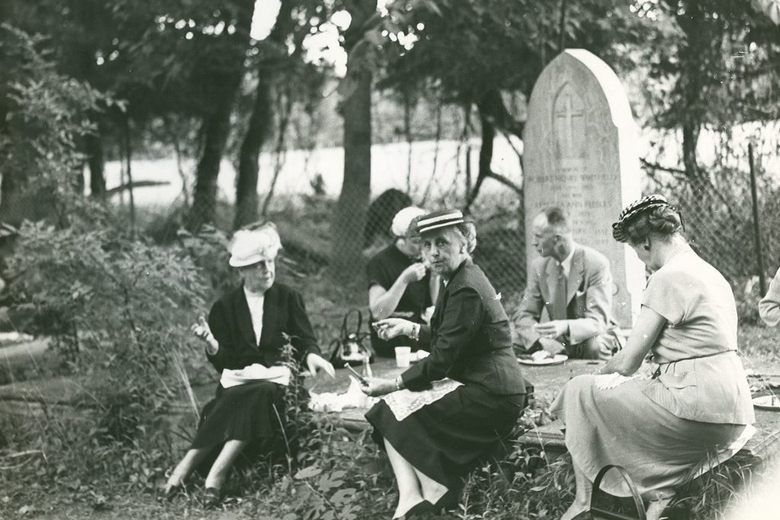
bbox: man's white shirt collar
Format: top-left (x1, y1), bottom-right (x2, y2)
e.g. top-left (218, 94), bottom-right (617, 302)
top-left (559, 248), bottom-right (575, 279)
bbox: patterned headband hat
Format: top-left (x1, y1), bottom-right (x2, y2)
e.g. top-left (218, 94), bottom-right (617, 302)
top-left (611, 194), bottom-right (682, 242)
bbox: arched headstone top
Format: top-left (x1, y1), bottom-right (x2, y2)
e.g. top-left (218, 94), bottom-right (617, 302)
top-left (529, 49), bottom-right (637, 136)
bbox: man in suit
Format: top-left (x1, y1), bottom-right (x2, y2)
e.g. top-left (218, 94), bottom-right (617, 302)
top-left (513, 207), bottom-right (620, 360)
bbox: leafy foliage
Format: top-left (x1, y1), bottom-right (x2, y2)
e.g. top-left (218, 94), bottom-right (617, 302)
top-left (0, 24), bottom-right (106, 225)
top-left (2, 217), bottom-right (209, 493)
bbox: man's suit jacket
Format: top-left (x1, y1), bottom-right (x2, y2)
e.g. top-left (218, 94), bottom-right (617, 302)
top-left (401, 259), bottom-right (528, 396)
top-left (514, 244), bottom-right (614, 347)
top-left (206, 283), bottom-right (320, 372)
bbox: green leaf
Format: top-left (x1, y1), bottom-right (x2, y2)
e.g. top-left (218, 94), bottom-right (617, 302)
top-left (294, 464), bottom-right (323, 479)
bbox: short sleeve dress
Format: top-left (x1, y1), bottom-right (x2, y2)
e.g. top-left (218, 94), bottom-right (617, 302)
top-left (551, 250), bottom-right (755, 500)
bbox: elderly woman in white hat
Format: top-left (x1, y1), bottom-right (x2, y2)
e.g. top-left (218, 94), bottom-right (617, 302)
top-left (367, 206), bottom-right (438, 358)
top-left (162, 223), bottom-right (334, 506)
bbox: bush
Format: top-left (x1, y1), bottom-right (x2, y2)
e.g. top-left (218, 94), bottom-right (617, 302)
top-left (5, 219), bottom-right (209, 484)
top-left (0, 23), bottom-right (107, 226)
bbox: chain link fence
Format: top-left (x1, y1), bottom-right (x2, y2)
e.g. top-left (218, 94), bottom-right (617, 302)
top-left (1, 134), bottom-right (776, 324)
top-left (645, 146), bottom-right (780, 321)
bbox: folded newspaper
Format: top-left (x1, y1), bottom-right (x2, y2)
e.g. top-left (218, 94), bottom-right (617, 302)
top-left (220, 363), bottom-right (292, 389)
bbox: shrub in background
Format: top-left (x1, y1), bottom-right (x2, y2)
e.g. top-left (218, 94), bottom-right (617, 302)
top-left (6, 219), bottom-right (209, 486)
top-left (0, 23), bottom-right (109, 227)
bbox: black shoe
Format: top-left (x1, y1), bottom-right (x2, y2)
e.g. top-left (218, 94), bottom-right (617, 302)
top-left (202, 487), bottom-right (221, 508)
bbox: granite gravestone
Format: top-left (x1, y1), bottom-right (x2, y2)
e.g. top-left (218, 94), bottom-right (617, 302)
top-left (523, 49), bottom-right (644, 327)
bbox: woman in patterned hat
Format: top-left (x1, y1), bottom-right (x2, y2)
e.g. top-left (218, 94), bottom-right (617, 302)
top-left (552, 195), bottom-right (755, 520)
top-left (361, 209), bottom-right (528, 519)
top-left (161, 223), bottom-right (334, 506)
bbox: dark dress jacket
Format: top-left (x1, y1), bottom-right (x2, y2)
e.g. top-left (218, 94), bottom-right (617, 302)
top-left (206, 283), bottom-right (320, 373)
top-left (400, 259), bottom-right (527, 396)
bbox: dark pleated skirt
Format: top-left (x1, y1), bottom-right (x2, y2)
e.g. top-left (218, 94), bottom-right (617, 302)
top-left (191, 380), bottom-right (284, 451)
top-left (365, 384), bottom-right (525, 490)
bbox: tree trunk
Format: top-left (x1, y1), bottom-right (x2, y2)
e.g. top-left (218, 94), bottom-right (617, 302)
top-left (681, 122), bottom-right (701, 181)
top-left (465, 104), bottom-right (496, 210)
top-left (332, 61), bottom-right (372, 282)
top-left (477, 89), bottom-right (524, 138)
top-left (233, 0), bottom-right (294, 229)
top-left (187, 0), bottom-right (254, 231)
top-left (86, 128), bottom-right (105, 198)
top-left (234, 76), bottom-right (272, 229)
top-left (330, 0), bottom-right (377, 283)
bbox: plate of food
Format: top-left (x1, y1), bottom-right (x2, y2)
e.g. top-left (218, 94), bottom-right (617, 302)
top-left (752, 394), bottom-right (780, 411)
top-left (517, 351), bottom-right (568, 366)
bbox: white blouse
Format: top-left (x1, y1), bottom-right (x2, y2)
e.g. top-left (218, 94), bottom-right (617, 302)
top-left (243, 287), bottom-right (265, 345)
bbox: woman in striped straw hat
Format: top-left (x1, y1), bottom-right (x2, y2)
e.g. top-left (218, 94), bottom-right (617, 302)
top-left (361, 209), bottom-right (529, 519)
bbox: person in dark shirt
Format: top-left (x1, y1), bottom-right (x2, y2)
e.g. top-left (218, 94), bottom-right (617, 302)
top-left (366, 206), bottom-right (438, 357)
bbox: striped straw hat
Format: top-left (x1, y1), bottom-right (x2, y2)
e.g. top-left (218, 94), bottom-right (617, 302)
top-left (416, 209), bottom-right (466, 234)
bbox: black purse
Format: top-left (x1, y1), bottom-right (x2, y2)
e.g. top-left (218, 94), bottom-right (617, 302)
top-left (577, 465), bottom-right (646, 520)
top-left (328, 309), bottom-right (375, 368)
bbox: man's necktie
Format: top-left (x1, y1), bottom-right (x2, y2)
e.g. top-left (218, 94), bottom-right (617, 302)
top-left (551, 262), bottom-right (567, 320)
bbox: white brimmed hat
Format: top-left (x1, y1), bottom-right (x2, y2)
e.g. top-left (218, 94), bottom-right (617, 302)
top-left (228, 224), bottom-right (282, 267)
top-left (391, 206), bottom-right (426, 237)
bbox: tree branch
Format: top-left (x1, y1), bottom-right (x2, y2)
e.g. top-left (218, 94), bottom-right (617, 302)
top-left (485, 171), bottom-right (523, 195)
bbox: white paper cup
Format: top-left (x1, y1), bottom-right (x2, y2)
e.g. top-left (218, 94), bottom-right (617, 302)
top-left (394, 346), bottom-right (412, 368)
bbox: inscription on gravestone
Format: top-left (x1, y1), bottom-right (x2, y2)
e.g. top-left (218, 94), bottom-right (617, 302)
top-left (523, 49), bottom-right (644, 327)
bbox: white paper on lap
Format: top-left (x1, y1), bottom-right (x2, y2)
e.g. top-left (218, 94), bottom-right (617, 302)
top-left (220, 363), bottom-right (292, 388)
top-left (382, 378), bottom-right (463, 421)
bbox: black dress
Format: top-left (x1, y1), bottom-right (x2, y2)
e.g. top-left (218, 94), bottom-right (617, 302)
top-left (365, 259), bottom-right (528, 491)
top-left (366, 244), bottom-right (432, 357)
top-left (190, 283), bottom-right (319, 455)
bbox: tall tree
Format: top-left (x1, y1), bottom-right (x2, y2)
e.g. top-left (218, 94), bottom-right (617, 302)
top-left (233, 0), bottom-right (322, 229)
top-left (380, 0), bottom-right (649, 207)
top-left (6, 0), bottom-right (119, 198)
top-left (187, 0), bottom-right (255, 230)
top-left (330, 0), bottom-right (379, 281)
top-left (638, 0), bottom-right (780, 182)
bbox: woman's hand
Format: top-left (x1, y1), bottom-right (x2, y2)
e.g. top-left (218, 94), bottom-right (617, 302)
top-left (373, 318), bottom-right (415, 341)
top-left (360, 377), bottom-right (398, 397)
top-left (306, 353), bottom-right (336, 378)
top-left (191, 316), bottom-right (219, 355)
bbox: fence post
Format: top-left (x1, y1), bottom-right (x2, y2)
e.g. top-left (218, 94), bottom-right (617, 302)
top-left (748, 142), bottom-right (766, 296)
